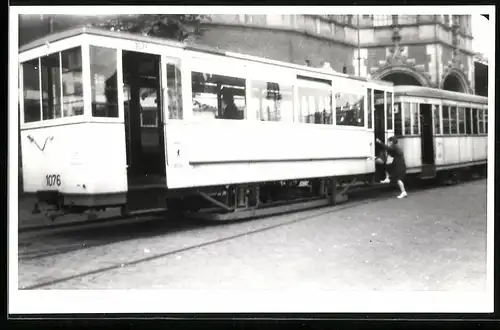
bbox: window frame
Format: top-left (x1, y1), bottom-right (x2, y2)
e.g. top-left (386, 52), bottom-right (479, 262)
top-left (410, 102), bottom-right (420, 135)
top-left (334, 87), bottom-right (366, 129)
top-left (442, 105), bottom-right (451, 135)
top-left (251, 80), bottom-right (295, 123)
top-left (394, 102), bottom-right (403, 136)
top-left (402, 102), bottom-right (412, 136)
top-left (457, 106), bottom-right (466, 135)
top-left (163, 55), bottom-right (184, 121)
top-left (20, 46), bottom-right (87, 128)
top-left (433, 104), bottom-right (442, 135)
top-left (472, 108), bottom-right (479, 135)
top-left (190, 70), bottom-right (248, 121)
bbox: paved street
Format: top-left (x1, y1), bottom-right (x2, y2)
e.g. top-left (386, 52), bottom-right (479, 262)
top-left (18, 180), bottom-right (487, 291)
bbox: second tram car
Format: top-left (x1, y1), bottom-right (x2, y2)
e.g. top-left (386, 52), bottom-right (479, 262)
top-left (392, 86), bottom-right (488, 179)
top-left (18, 27), bottom-right (488, 221)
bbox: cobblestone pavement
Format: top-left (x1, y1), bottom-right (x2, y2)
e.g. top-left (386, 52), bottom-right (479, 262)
top-left (18, 180), bottom-right (487, 291)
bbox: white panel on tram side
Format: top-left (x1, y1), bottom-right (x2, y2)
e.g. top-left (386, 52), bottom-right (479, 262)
top-left (443, 137), bottom-right (461, 165)
top-left (187, 51), bottom-right (249, 78)
top-left (473, 136), bottom-right (488, 162)
top-left (176, 121), bottom-right (371, 164)
top-left (20, 124), bottom-right (90, 194)
top-left (163, 121), bottom-right (372, 189)
top-left (398, 137), bottom-right (422, 169)
top-left (464, 136), bottom-right (474, 163)
top-left (19, 34), bottom-right (86, 64)
top-left (434, 137), bottom-right (445, 166)
top-left (83, 122), bottom-right (128, 194)
top-left (20, 122), bottom-right (128, 195)
top-left (165, 158), bottom-right (370, 189)
top-left (458, 136), bottom-right (468, 163)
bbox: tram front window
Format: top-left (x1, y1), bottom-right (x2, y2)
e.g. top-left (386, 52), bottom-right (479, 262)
top-left (90, 46), bottom-right (119, 118)
top-left (41, 53), bottom-right (62, 120)
top-left (22, 59), bottom-right (41, 123)
top-left (191, 72), bottom-right (246, 120)
top-left (61, 47), bottom-right (84, 117)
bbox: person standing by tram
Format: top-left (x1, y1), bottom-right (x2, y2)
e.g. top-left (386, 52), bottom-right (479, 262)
top-left (376, 136), bottom-right (408, 199)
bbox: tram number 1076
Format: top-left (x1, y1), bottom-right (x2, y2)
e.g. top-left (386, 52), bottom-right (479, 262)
top-left (45, 174), bottom-right (61, 187)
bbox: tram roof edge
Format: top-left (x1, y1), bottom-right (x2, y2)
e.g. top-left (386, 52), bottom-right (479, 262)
top-left (18, 26), bottom-right (187, 54)
top-left (394, 85), bottom-right (488, 104)
top-left (17, 26), bottom-right (394, 87)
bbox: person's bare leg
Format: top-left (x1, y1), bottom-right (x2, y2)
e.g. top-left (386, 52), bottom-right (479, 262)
top-left (397, 180), bottom-right (407, 198)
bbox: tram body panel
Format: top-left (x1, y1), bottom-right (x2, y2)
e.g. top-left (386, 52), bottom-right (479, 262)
top-left (434, 137), bottom-right (445, 166)
top-left (166, 159), bottom-right (370, 189)
top-left (164, 121), bottom-right (372, 189)
top-left (442, 137), bottom-right (460, 165)
top-left (397, 136), bottom-right (422, 170)
top-left (20, 122), bottom-right (128, 195)
top-left (472, 136), bottom-right (488, 162)
top-left (458, 136), bottom-right (471, 163)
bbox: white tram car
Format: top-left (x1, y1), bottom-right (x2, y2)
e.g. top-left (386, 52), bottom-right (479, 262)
top-left (18, 27), bottom-right (487, 220)
top-left (391, 86), bottom-right (488, 178)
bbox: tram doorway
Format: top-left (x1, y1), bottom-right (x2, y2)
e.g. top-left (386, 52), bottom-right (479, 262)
top-left (419, 104), bottom-right (436, 178)
top-left (122, 51), bottom-right (166, 187)
top-left (373, 90), bottom-right (386, 180)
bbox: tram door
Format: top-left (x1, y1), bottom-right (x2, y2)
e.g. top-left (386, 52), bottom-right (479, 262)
top-left (419, 104), bottom-right (436, 178)
top-left (122, 51), bottom-right (166, 187)
top-left (373, 90), bottom-right (386, 180)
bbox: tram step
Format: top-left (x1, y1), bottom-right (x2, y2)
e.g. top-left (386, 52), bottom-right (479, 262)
top-left (126, 188), bottom-right (167, 212)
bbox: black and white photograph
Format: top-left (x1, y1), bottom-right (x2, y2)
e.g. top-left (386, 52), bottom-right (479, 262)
top-left (8, 5), bottom-right (495, 314)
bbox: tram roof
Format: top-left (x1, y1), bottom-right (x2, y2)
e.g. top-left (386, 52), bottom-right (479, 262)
top-left (18, 26), bottom-right (392, 87)
top-left (394, 85), bottom-right (488, 105)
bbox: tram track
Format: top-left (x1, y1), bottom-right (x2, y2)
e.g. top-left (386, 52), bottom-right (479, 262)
top-left (17, 180), bottom-right (399, 262)
top-left (19, 177), bottom-right (484, 290)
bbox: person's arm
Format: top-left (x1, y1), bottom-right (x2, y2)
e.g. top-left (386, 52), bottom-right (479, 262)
top-left (375, 138), bottom-right (397, 153)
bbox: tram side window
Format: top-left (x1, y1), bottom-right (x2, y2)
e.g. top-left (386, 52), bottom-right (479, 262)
top-left (252, 81), bottom-right (294, 122)
top-left (367, 89), bottom-right (372, 129)
top-left (90, 46), bottom-right (119, 118)
top-left (166, 59), bottom-right (183, 120)
top-left (402, 102), bottom-right (411, 135)
top-left (394, 103), bottom-right (402, 136)
top-left (41, 53), bottom-right (62, 120)
top-left (465, 108), bottom-right (472, 134)
top-left (386, 92), bottom-right (393, 130)
top-left (411, 103), bottom-right (419, 135)
top-left (449, 106), bottom-right (457, 134)
top-left (433, 105), bottom-right (441, 135)
top-left (298, 87), bottom-right (332, 124)
top-left (457, 107), bottom-right (465, 134)
top-left (22, 59), bottom-right (41, 123)
top-left (335, 91), bottom-right (364, 127)
top-left (61, 47), bottom-right (84, 117)
top-left (192, 71), bottom-right (246, 120)
top-left (478, 109), bottom-right (485, 134)
top-left (442, 106), bottom-right (450, 134)
top-left (472, 108), bottom-right (478, 135)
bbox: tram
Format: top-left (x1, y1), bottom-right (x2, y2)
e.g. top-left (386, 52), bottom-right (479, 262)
top-left (18, 26), bottom-right (488, 221)
top-left (392, 86), bottom-right (488, 179)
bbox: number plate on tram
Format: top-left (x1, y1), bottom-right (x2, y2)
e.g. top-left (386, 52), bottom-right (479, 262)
top-left (45, 174), bottom-right (61, 187)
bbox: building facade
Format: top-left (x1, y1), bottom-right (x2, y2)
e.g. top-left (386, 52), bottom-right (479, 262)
top-left (195, 14), bottom-right (476, 94)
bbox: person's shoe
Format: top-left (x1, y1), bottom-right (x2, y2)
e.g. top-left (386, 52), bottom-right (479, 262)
top-left (397, 191), bottom-right (408, 199)
top-left (380, 178), bottom-right (390, 184)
